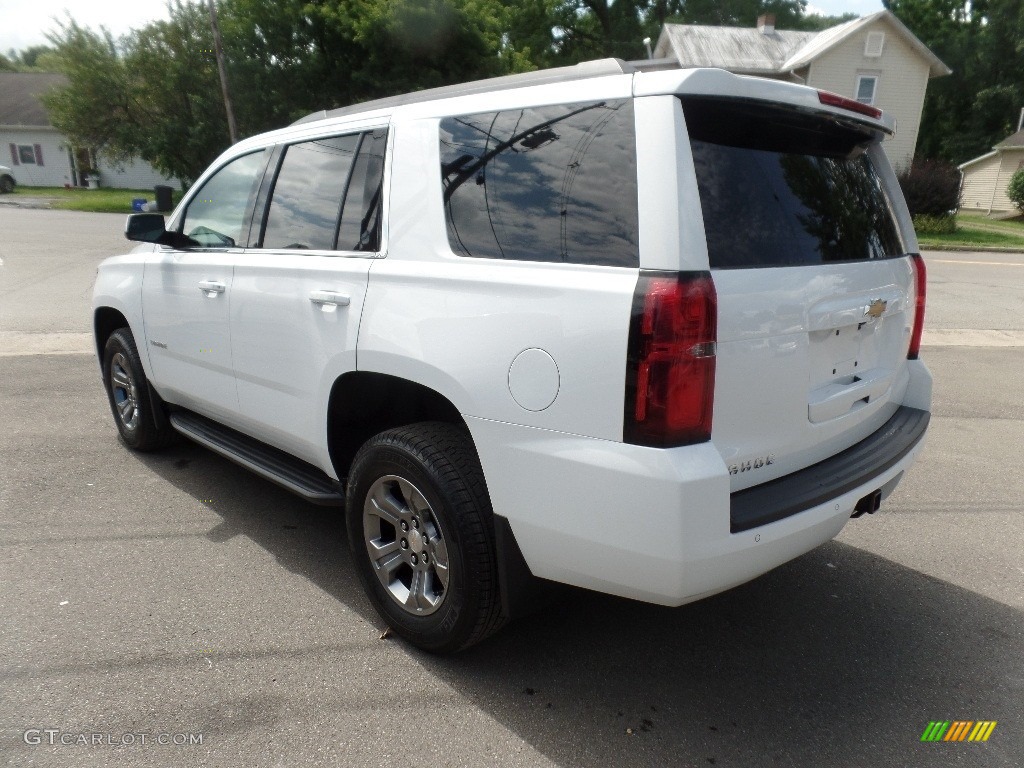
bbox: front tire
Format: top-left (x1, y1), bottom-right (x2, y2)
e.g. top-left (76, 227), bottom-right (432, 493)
top-left (101, 328), bottom-right (173, 451)
top-left (0, 175), bottom-right (14, 194)
top-left (346, 422), bottom-right (506, 653)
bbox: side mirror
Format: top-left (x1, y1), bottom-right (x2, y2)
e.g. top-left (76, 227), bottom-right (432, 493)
top-left (125, 213), bottom-right (196, 248)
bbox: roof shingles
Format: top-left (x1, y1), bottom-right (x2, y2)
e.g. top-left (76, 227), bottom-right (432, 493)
top-left (0, 73), bottom-right (68, 127)
top-left (994, 129), bottom-right (1024, 149)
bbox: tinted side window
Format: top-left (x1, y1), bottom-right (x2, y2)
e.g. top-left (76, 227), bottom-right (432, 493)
top-left (263, 135), bottom-right (360, 250)
top-left (439, 100), bottom-right (639, 267)
top-left (682, 96), bottom-right (905, 268)
top-left (337, 129), bottom-right (387, 252)
top-left (182, 151), bottom-right (265, 247)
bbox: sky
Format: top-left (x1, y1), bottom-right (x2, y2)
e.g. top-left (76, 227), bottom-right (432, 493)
top-left (0, 0), bottom-right (886, 55)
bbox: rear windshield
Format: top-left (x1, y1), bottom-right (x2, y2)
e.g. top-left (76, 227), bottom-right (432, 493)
top-left (681, 96), bottom-right (905, 268)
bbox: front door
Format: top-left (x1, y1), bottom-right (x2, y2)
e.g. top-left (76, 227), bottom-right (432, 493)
top-left (142, 150), bottom-right (268, 422)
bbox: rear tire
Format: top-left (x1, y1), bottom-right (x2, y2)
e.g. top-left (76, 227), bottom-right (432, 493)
top-left (0, 175), bottom-right (14, 194)
top-left (346, 422), bottom-right (506, 653)
top-left (101, 328), bottom-right (173, 451)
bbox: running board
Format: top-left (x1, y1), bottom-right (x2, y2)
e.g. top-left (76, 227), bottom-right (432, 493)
top-left (168, 411), bottom-right (343, 505)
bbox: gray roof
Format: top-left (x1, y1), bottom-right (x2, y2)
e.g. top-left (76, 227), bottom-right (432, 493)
top-left (995, 129), bottom-right (1024, 149)
top-left (654, 10), bottom-right (951, 79)
top-left (654, 25), bottom-right (815, 74)
top-left (0, 72), bottom-right (67, 127)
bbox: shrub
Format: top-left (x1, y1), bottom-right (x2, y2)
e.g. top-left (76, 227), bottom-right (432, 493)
top-left (898, 158), bottom-right (961, 216)
top-left (912, 214), bottom-right (957, 235)
top-left (1008, 168), bottom-right (1024, 213)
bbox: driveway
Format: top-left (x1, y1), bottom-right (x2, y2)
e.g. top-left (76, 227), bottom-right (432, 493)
top-left (2, 209), bottom-right (1022, 767)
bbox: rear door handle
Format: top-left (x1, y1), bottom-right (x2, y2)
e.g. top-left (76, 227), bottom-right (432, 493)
top-left (309, 290), bottom-right (351, 308)
top-left (198, 280), bottom-right (226, 297)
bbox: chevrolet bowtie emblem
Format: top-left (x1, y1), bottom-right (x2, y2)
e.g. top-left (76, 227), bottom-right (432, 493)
top-left (865, 299), bottom-right (887, 319)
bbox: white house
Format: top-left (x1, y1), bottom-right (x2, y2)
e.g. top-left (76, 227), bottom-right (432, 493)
top-left (958, 127), bottom-right (1024, 214)
top-left (653, 10), bottom-right (951, 170)
top-left (0, 72), bottom-right (178, 190)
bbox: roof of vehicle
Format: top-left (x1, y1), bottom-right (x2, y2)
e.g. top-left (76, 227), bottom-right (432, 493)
top-left (293, 59), bottom-right (656, 126)
top-left (225, 59), bottom-right (892, 163)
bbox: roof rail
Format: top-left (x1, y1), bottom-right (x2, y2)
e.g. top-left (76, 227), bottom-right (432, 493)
top-left (626, 57), bottom-right (682, 72)
top-left (292, 58), bottom-right (635, 126)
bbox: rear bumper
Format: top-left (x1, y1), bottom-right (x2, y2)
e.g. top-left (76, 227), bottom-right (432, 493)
top-left (731, 406), bottom-right (929, 532)
top-left (468, 404), bottom-right (929, 607)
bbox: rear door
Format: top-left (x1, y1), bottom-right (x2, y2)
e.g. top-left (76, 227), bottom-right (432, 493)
top-left (228, 128), bottom-right (387, 469)
top-left (680, 96), bottom-right (917, 490)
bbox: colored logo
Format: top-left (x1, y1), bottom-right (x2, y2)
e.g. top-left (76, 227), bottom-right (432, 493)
top-left (921, 721), bottom-right (997, 742)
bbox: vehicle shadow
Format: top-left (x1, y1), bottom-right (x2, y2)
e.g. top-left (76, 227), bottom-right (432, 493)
top-left (138, 441), bottom-right (1024, 768)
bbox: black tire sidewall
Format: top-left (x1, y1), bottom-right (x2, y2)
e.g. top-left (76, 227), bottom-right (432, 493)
top-left (347, 438), bottom-right (480, 652)
top-left (102, 329), bottom-right (163, 451)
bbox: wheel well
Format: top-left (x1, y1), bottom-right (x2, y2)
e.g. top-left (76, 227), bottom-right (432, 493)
top-left (94, 307), bottom-right (129, 359)
top-left (327, 372), bottom-right (466, 481)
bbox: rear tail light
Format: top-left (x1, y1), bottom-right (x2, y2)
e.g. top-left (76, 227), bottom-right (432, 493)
top-left (624, 271), bottom-right (717, 447)
top-left (908, 253), bottom-right (927, 359)
top-left (817, 90), bottom-right (883, 120)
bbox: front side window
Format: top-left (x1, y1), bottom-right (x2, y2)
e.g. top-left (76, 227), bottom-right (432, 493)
top-left (439, 99), bottom-right (639, 267)
top-left (181, 151), bottom-right (265, 247)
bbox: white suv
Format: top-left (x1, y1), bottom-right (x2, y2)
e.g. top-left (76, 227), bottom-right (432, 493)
top-left (93, 59), bottom-right (931, 652)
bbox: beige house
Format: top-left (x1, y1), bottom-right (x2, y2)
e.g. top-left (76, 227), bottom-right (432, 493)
top-left (958, 128), bottom-right (1024, 214)
top-left (653, 10), bottom-right (951, 170)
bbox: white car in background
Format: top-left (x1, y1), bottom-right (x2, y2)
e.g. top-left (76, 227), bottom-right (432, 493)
top-left (0, 165), bottom-right (15, 193)
top-left (92, 59), bottom-right (931, 653)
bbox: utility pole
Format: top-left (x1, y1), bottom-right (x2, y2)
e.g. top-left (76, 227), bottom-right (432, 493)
top-left (208, 0), bottom-right (238, 144)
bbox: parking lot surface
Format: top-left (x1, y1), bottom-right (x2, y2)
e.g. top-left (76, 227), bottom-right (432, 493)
top-left (1, 209), bottom-right (1022, 767)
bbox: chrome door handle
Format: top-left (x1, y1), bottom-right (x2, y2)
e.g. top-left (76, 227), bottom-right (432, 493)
top-left (309, 290), bottom-right (351, 308)
top-left (198, 280), bottom-right (226, 297)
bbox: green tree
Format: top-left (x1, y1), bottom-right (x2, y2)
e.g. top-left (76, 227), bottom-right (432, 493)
top-left (42, 0), bottom-right (529, 185)
top-left (1008, 168), bottom-right (1024, 213)
top-left (14, 45), bottom-right (55, 69)
top-left (502, 0), bottom-right (808, 65)
top-left (664, 0), bottom-right (805, 27)
top-left (794, 12), bottom-right (857, 30)
top-left (43, 6), bottom-right (225, 185)
top-left (222, 0), bottom-right (530, 129)
top-left (885, 0), bottom-right (1024, 163)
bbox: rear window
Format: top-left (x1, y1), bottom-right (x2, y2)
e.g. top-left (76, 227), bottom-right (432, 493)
top-left (681, 96), bottom-right (905, 268)
top-left (439, 99), bottom-right (639, 268)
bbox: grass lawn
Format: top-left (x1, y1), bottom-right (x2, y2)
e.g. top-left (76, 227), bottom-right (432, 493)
top-left (917, 212), bottom-right (1024, 250)
top-left (9, 185), bottom-right (181, 214)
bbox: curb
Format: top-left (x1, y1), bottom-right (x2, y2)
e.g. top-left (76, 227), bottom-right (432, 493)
top-left (0, 197), bottom-right (56, 210)
top-left (921, 244), bottom-right (1024, 254)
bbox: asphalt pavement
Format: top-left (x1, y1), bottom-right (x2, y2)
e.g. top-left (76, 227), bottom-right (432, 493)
top-left (1, 208), bottom-right (1022, 767)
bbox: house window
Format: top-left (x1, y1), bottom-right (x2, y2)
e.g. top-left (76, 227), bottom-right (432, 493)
top-left (8, 143), bottom-right (43, 166)
top-left (856, 75), bottom-right (878, 105)
top-left (865, 31), bottom-right (885, 57)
